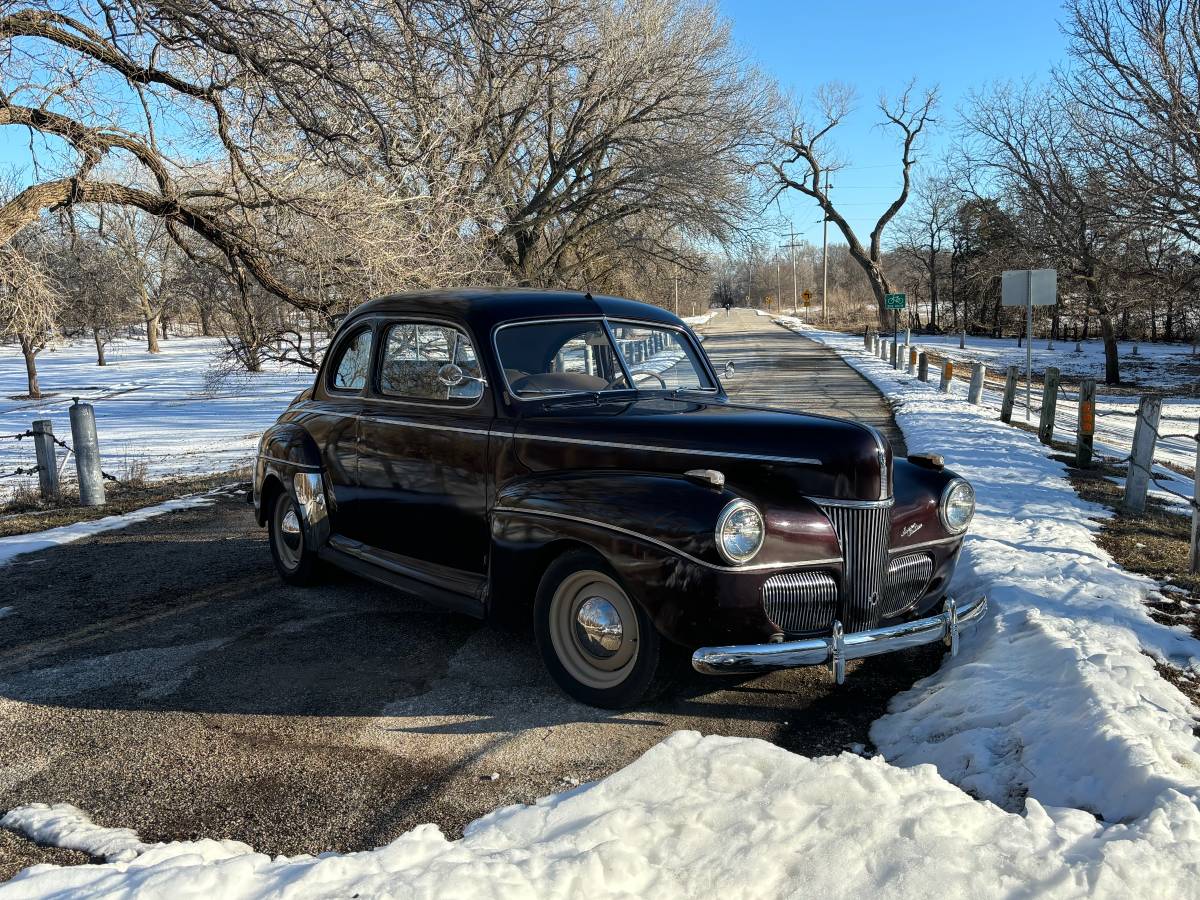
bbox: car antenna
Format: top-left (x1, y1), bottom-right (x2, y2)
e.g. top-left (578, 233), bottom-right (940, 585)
top-left (583, 291), bottom-right (593, 302)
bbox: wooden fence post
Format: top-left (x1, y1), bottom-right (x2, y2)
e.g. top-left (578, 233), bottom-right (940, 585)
top-left (918, 352), bottom-right (929, 382)
top-left (864, 330), bottom-right (872, 350)
top-left (1189, 418), bottom-right (1199, 574)
top-left (908, 347), bottom-right (917, 375)
top-left (1000, 365), bottom-right (1019, 423)
top-left (31, 419), bottom-right (60, 501)
top-left (1122, 394), bottom-right (1161, 515)
top-left (939, 360), bottom-right (954, 393)
top-left (968, 363), bottom-right (985, 404)
top-left (959, 330), bottom-right (966, 350)
top-left (1076, 379), bottom-right (1096, 469)
top-left (1038, 367), bottom-right (1060, 445)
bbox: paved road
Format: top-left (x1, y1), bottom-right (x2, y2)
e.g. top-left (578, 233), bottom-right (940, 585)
top-left (0, 311), bottom-right (929, 878)
top-left (702, 309), bottom-right (906, 453)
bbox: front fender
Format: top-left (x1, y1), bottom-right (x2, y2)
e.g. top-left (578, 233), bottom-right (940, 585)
top-left (494, 470), bottom-right (840, 569)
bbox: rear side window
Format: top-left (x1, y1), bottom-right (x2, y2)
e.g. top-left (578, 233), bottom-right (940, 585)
top-left (329, 327), bottom-right (373, 392)
top-left (379, 322), bottom-right (483, 402)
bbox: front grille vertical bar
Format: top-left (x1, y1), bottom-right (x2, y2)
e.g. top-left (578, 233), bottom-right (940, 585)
top-left (821, 501), bottom-right (892, 633)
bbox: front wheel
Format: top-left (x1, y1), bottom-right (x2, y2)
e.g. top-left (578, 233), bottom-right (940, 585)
top-left (268, 489), bottom-right (320, 585)
top-left (534, 550), bottom-right (662, 708)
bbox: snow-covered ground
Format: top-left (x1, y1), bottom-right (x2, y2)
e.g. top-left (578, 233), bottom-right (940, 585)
top-left (808, 324), bottom-right (1199, 508)
top-left (3, 316), bottom-right (1200, 897)
top-left (896, 331), bottom-right (1200, 394)
top-left (0, 338), bottom-right (314, 501)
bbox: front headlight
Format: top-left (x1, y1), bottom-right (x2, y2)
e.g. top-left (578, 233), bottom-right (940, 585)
top-left (716, 499), bottom-right (764, 565)
top-left (940, 479), bottom-right (975, 534)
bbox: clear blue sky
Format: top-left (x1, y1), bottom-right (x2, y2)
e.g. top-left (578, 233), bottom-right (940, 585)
top-left (722, 0), bottom-right (1069, 248)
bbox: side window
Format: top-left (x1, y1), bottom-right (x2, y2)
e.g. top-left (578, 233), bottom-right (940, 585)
top-left (329, 327), bottom-right (373, 392)
top-left (379, 323), bottom-right (483, 402)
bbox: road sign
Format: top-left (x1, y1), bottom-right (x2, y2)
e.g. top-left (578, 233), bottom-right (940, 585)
top-left (802, 289), bottom-right (812, 305)
top-left (1000, 269), bottom-right (1057, 424)
top-left (885, 293), bottom-right (907, 310)
top-left (1002, 269), bottom-right (1057, 306)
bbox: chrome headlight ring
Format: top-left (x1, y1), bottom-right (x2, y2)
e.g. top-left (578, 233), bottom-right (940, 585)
top-left (715, 498), bottom-right (765, 565)
top-left (939, 478), bottom-right (975, 535)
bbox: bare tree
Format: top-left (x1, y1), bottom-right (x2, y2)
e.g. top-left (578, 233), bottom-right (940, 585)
top-left (768, 80), bottom-right (938, 327)
top-left (894, 174), bottom-right (959, 330)
top-left (1063, 0), bottom-right (1200, 243)
top-left (0, 240), bottom-right (58, 397)
top-left (962, 83), bottom-right (1130, 383)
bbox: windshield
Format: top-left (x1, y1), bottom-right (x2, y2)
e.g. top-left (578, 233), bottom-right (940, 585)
top-left (494, 319), bottom-right (715, 397)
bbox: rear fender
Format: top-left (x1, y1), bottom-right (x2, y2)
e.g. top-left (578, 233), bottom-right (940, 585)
top-left (254, 423), bottom-right (330, 548)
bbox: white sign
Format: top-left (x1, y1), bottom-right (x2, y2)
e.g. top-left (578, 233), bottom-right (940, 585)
top-left (1001, 269), bottom-right (1057, 307)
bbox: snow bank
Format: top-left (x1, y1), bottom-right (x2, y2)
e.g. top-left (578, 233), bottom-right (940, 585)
top-left (776, 317), bottom-right (1200, 822)
top-left (0, 493), bottom-right (218, 569)
top-left (5, 732), bottom-right (1199, 899)
top-left (1, 804), bottom-right (156, 864)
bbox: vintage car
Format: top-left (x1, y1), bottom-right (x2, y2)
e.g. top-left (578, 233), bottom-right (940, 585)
top-left (252, 290), bottom-right (984, 708)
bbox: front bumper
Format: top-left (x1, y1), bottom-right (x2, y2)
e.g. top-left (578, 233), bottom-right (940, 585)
top-left (691, 595), bottom-right (986, 684)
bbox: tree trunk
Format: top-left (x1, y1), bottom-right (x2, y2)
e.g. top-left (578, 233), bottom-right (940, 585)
top-left (145, 313), bottom-right (161, 353)
top-left (928, 250), bottom-right (939, 328)
top-left (198, 304), bottom-right (212, 336)
top-left (19, 335), bottom-right (40, 399)
top-left (93, 328), bottom-right (106, 366)
top-left (161, 317), bottom-right (169, 341)
top-left (1099, 315), bottom-right (1120, 384)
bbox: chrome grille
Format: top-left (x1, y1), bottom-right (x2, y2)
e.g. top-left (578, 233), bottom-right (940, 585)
top-left (820, 502), bottom-right (892, 632)
top-left (881, 552), bottom-right (934, 617)
top-left (761, 570), bottom-right (838, 634)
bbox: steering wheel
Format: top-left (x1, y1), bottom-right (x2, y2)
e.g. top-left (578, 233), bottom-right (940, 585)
top-left (628, 369), bottom-right (667, 389)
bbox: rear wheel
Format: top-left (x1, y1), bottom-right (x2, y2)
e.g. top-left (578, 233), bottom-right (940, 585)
top-left (534, 550), bottom-right (662, 708)
top-left (268, 489), bottom-right (319, 585)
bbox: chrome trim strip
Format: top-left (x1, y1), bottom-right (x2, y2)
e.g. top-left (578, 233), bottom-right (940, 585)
top-left (491, 505), bottom-right (842, 573)
top-left (891, 534), bottom-right (962, 552)
top-left (501, 431), bottom-right (822, 466)
top-left (257, 454), bottom-right (320, 470)
top-left (809, 496), bottom-right (895, 509)
top-left (359, 416), bottom-right (492, 437)
top-left (342, 416), bottom-right (825, 466)
top-left (691, 594), bottom-right (987, 675)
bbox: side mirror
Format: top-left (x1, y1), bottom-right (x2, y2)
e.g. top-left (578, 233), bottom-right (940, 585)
top-left (437, 363), bottom-right (465, 387)
top-left (723, 361), bottom-right (736, 379)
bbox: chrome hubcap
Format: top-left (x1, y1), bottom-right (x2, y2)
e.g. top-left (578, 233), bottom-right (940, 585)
top-left (574, 596), bottom-right (624, 658)
top-left (281, 509), bottom-right (301, 537)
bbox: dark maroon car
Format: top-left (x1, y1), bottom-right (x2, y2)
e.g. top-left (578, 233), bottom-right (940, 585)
top-left (253, 290), bottom-right (983, 707)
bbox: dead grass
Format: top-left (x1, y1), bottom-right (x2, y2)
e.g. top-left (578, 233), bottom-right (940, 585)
top-left (1059, 454), bottom-right (1200, 716)
top-left (0, 466), bottom-right (252, 538)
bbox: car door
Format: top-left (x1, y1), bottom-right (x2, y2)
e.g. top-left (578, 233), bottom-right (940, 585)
top-left (354, 319), bottom-right (493, 601)
top-left (305, 323), bottom-right (373, 530)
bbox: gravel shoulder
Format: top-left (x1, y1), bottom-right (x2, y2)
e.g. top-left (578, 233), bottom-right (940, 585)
top-left (0, 310), bottom-right (932, 880)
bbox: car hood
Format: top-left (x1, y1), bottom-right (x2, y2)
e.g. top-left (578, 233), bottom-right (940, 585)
top-left (512, 396), bottom-right (891, 503)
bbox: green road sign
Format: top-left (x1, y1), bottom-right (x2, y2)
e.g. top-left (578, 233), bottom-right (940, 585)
top-left (885, 293), bottom-right (907, 310)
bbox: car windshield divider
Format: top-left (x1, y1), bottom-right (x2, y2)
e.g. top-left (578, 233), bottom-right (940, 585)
top-left (601, 317), bottom-right (637, 389)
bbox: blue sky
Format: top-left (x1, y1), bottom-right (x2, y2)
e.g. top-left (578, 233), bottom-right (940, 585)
top-left (723, 0), bottom-right (1069, 248)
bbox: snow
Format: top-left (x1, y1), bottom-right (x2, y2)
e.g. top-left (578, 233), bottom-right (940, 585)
top-left (900, 331), bottom-right (1200, 393)
top-left (776, 316), bottom-right (1200, 821)
top-left (0, 493), bottom-right (218, 569)
top-left (0, 337), bottom-right (314, 500)
top-left (4, 317), bottom-right (1200, 897)
top-left (1, 805), bottom-right (157, 864)
top-left (3, 732), bottom-right (1200, 899)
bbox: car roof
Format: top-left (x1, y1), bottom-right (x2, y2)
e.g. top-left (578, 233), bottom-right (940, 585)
top-left (341, 288), bottom-right (685, 335)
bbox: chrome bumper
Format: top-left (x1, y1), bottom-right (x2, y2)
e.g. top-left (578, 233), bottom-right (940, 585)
top-left (691, 595), bottom-right (986, 684)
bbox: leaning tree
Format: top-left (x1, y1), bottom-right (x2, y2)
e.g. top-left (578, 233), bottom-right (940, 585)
top-left (767, 80), bottom-right (938, 328)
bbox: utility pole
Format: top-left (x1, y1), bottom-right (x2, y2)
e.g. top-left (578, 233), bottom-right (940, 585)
top-left (821, 172), bottom-right (830, 325)
top-left (779, 225), bottom-right (801, 315)
top-left (674, 272), bottom-right (679, 317)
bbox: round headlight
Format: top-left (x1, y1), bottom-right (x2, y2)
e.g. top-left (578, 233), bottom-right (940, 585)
top-left (940, 479), bottom-right (975, 534)
top-left (716, 499), bottom-right (765, 565)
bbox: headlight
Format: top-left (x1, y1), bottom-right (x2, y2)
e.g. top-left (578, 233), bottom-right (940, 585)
top-left (716, 499), bottom-right (765, 565)
top-left (940, 479), bottom-right (975, 534)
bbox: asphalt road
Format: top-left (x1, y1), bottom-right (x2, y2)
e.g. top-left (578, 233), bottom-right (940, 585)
top-left (0, 310), bottom-right (932, 878)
